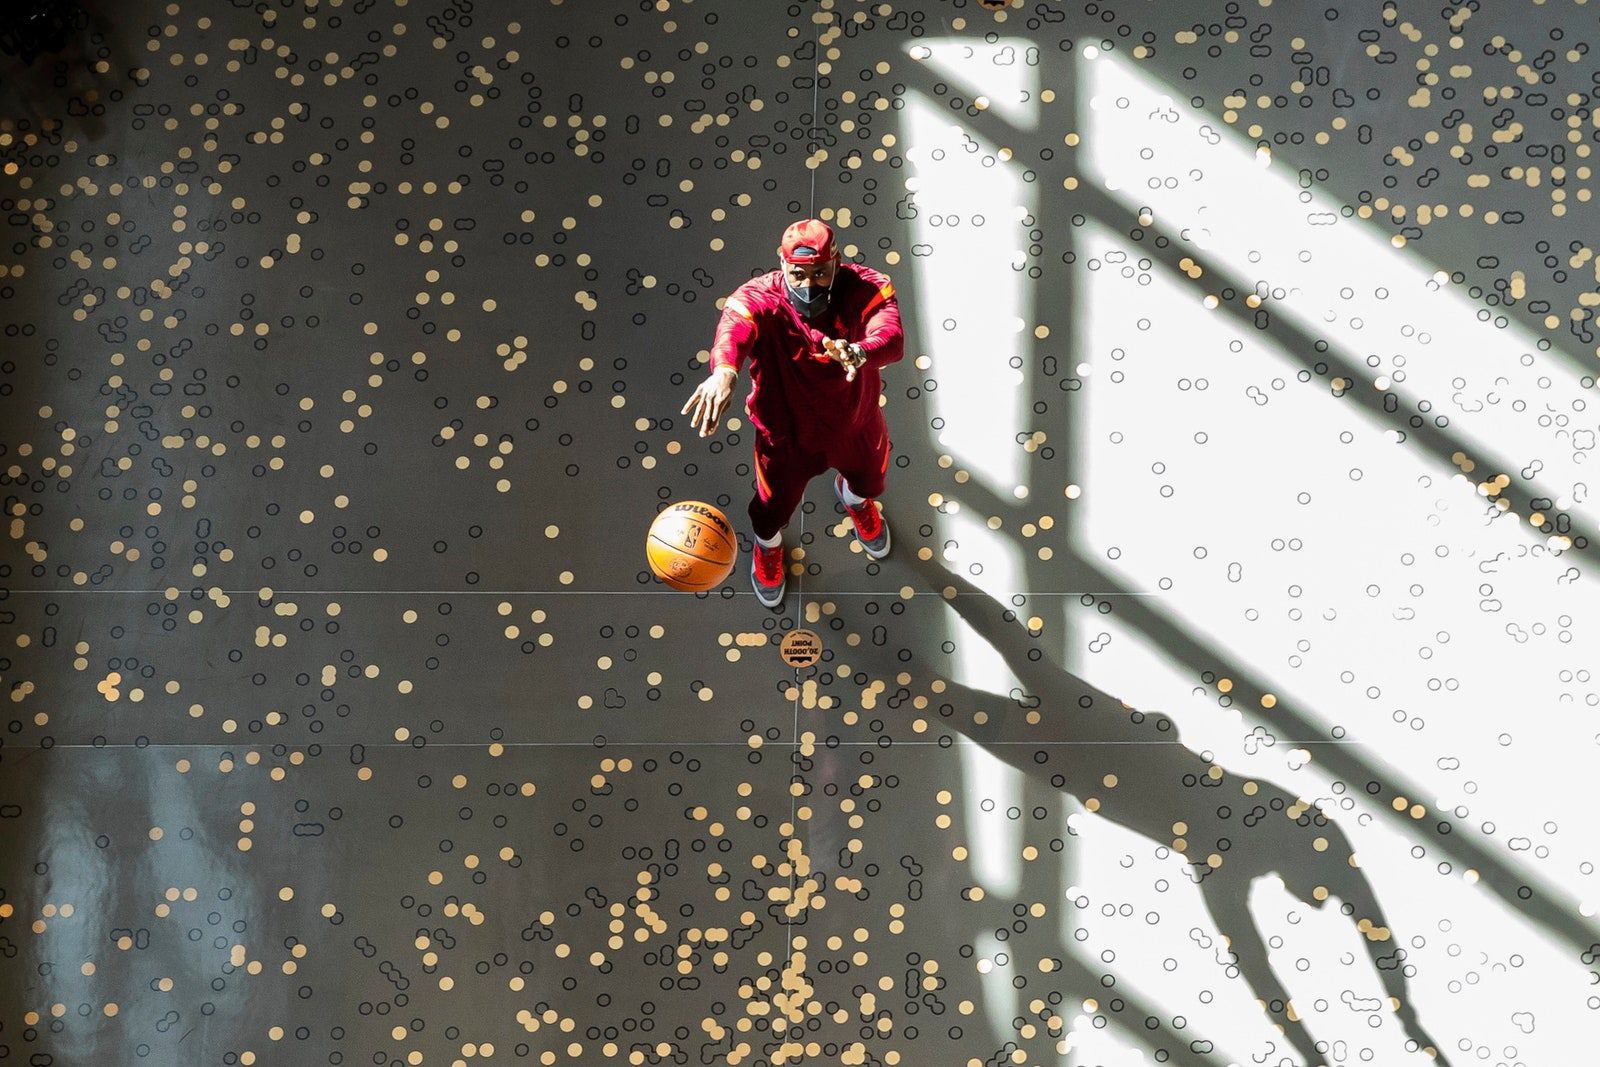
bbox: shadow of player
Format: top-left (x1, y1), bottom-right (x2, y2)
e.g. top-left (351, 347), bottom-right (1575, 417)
top-left (883, 551), bottom-right (1452, 1067)
top-left (799, 737), bottom-right (1246, 1067)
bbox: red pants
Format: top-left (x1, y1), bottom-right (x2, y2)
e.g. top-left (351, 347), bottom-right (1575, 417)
top-left (749, 413), bottom-right (891, 541)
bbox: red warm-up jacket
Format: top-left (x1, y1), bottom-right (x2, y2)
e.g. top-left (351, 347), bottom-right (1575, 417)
top-left (708, 263), bottom-right (904, 450)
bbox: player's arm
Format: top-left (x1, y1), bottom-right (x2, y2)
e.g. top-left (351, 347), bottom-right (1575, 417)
top-left (824, 278), bottom-right (903, 381)
top-left (683, 294), bottom-right (758, 437)
top-left (851, 280), bottom-right (903, 370)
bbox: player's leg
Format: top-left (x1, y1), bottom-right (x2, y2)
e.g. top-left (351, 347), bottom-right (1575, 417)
top-left (829, 414), bottom-right (891, 559)
top-left (748, 434), bottom-right (826, 607)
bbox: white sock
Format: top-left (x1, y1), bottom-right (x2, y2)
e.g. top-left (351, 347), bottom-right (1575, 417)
top-left (837, 477), bottom-right (867, 506)
top-left (755, 530), bottom-right (782, 548)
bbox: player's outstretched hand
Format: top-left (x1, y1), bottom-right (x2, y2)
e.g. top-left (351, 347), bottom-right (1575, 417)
top-left (822, 338), bottom-right (865, 382)
top-left (682, 366), bottom-right (737, 437)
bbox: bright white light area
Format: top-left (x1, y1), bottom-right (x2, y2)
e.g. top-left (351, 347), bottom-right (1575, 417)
top-left (909, 37), bottom-right (1042, 130)
top-left (900, 81), bottom-right (1040, 690)
top-left (1068, 211), bottom-right (1589, 761)
top-left (1064, 51), bottom-right (1600, 1063)
top-left (906, 56), bottom-right (1039, 1048)
top-left (896, 36), bottom-right (1600, 1067)
top-left (1082, 52), bottom-right (1600, 534)
top-left (1056, 587), bottom-right (1596, 1065)
top-left (1073, 53), bottom-right (1600, 900)
top-left (1061, 811), bottom-right (1340, 1067)
top-left (903, 88), bottom-right (1033, 503)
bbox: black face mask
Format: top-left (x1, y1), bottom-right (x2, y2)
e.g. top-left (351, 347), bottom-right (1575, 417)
top-left (785, 278), bottom-right (832, 319)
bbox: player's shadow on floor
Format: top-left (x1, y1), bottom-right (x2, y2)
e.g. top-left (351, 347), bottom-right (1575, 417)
top-left (873, 38), bottom-right (1599, 959)
top-left (882, 548), bottom-right (1453, 1067)
top-left (932, 462), bottom-right (1600, 974)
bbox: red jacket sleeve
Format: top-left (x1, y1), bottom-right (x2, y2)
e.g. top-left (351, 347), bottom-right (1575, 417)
top-left (853, 270), bottom-right (903, 370)
top-left (708, 288), bottom-right (760, 375)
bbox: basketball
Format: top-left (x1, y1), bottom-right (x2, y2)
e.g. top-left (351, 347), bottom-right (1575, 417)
top-left (646, 501), bottom-right (738, 591)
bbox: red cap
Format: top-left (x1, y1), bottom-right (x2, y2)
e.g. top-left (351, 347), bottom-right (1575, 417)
top-left (778, 219), bottom-right (837, 264)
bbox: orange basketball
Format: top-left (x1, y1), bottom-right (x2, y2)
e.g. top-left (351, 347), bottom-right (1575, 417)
top-left (646, 501), bottom-right (737, 591)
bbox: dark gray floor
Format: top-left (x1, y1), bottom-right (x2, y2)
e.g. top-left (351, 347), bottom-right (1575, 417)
top-left (4, 2), bottom-right (1599, 1065)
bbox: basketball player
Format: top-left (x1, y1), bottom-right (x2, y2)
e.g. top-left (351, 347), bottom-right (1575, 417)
top-left (681, 219), bottom-right (904, 609)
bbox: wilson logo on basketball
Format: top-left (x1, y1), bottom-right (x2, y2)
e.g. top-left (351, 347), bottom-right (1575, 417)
top-left (670, 502), bottom-right (732, 537)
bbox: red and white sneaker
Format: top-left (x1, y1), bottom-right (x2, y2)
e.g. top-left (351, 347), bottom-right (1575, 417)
top-left (834, 474), bottom-right (891, 559)
top-left (751, 537), bottom-right (786, 609)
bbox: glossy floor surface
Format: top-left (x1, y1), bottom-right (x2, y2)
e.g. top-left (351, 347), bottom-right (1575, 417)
top-left (3, 2), bottom-right (1598, 1065)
